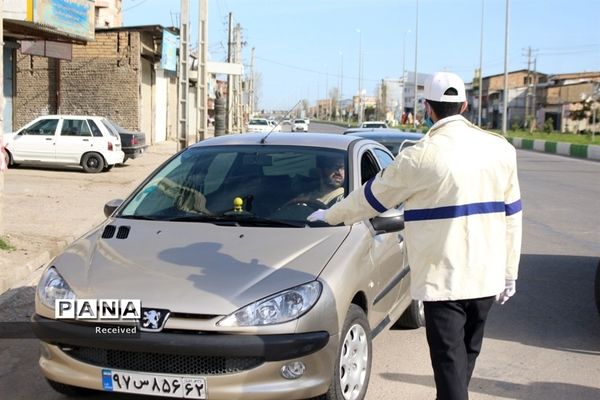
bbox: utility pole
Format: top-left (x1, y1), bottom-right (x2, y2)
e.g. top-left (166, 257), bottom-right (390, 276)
top-left (531, 57), bottom-right (538, 133)
top-left (249, 47), bottom-right (255, 117)
top-left (177, 0), bottom-right (190, 150)
top-left (234, 23), bottom-right (242, 132)
top-left (226, 12), bottom-right (233, 133)
top-left (524, 46), bottom-right (532, 127)
top-left (195, 0), bottom-right (208, 142)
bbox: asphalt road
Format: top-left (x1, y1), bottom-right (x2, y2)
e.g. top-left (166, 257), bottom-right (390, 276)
top-left (0, 124), bottom-right (599, 400)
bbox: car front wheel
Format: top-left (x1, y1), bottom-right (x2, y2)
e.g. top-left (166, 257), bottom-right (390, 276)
top-left (81, 152), bottom-right (105, 173)
top-left (323, 304), bottom-right (372, 400)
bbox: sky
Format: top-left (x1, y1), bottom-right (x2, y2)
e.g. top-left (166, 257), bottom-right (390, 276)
top-left (123, 0), bottom-right (600, 110)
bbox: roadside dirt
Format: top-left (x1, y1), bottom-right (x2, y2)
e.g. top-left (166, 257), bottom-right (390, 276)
top-left (0, 140), bottom-right (178, 293)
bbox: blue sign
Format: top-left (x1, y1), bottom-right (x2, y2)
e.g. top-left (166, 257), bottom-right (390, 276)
top-left (31, 0), bottom-right (95, 41)
top-left (161, 30), bottom-right (179, 72)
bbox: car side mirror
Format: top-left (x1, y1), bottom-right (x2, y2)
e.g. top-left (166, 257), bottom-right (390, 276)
top-left (368, 208), bottom-right (404, 235)
top-left (104, 199), bottom-right (124, 218)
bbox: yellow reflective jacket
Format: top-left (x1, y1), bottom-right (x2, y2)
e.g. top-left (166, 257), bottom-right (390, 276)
top-left (326, 115), bottom-right (522, 301)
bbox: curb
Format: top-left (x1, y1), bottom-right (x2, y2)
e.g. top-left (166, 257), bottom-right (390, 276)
top-left (0, 238), bottom-right (73, 294)
top-left (507, 137), bottom-right (600, 161)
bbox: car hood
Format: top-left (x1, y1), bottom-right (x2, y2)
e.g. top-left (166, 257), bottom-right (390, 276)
top-left (53, 219), bottom-right (350, 315)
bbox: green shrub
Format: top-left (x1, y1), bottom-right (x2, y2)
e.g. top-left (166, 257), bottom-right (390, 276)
top-left (543, 118), bottom-right (554, 133)
top-left (0, 236), bottom-right (15, 251)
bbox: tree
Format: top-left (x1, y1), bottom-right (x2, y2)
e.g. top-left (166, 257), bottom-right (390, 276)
top-left (328, 87), bottom-right (340, 120)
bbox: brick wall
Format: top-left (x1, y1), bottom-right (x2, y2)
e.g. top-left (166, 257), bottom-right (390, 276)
top-left (15, 31), bottom-right (142, 131)
top-left (14, 56), bottom-right (58, 129)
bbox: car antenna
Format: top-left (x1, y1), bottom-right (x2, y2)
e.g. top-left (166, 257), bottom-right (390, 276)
top-left (260, 100), bottom-right (302, 144)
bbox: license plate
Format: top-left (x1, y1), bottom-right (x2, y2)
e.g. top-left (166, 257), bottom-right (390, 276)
top-left (102, 369), bottom-right (206, 398)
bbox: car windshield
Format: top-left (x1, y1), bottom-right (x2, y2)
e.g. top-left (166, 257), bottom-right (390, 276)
top-left (119, 145), bottom-right (348, 226)
top-left (294, 120), bottom-right (305, 124)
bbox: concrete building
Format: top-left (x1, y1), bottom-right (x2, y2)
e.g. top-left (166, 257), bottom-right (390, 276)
top-left (95, 0), bottom-right (123, 28)
top-left (467, 69), bottom-right (600, 132)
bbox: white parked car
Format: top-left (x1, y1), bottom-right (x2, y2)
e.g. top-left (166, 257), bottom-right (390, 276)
top-left (3, 115), bottom-right (124, 173)
top-left (246, 118), bottom-right (272, 133)
top-left (291, 118), bottom-right (309, 132)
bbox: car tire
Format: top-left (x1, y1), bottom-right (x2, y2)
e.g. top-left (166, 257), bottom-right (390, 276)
top-left (323, 304), bottom-right (372, 400)
top-left (595, 259), bottom-right (600, 315)
top-left (81, 152), bottom-right (105, 173)
top-left (4, 149), bottom-right (17, 167)
top-left (396, 300), bottom-right (426, 329)
top-left (46, 378), bottom-right (94, 396)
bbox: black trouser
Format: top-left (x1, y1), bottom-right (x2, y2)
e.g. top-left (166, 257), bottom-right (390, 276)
top-left (424, 296), bottom-right (495, 400)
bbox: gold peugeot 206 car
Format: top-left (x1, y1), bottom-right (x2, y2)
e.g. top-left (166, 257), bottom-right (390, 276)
top-left (32, 132), bottom-right (424, 400)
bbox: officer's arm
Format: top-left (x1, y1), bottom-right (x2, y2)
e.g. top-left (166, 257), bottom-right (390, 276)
top-left (504, 152), bottom-right (523, 281)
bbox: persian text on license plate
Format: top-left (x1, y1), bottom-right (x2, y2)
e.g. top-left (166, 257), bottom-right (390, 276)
top-left (102, 369), bottom-right (206, 399)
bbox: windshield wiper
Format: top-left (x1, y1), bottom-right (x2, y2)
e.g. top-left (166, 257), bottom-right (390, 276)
top-left (118, 215), bottom-right (163, 221)
top-left (225, 215), bottom-right (307, 228)
top-left (166, 214), bottom-right (240, 226)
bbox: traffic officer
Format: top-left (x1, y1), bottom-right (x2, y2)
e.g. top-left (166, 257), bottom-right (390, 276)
top-left (307, 71), bottom-right (522, 400)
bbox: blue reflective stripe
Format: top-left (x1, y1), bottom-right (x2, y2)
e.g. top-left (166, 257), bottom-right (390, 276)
top-left (405, 201), bottom-right (506, 222)
top-left (505, 199), bottom-right (522, 216)
top-left (364, 178), bottom-right (388, 213)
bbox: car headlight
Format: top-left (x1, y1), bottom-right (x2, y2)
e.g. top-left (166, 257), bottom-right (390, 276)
top-left (218, 281), bottom-right (322, 327)
top-left (37, 267), bottom-right (76, 309)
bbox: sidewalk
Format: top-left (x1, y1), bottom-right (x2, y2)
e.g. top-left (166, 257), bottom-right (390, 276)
top-left (508, 137), bottom-right (600, 161)
top-left (0, 140), bottom-right (178, 294)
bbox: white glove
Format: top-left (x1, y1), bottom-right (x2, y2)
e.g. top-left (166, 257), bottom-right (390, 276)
top-left (496, 279), bottom-right (516, 305)
top-left (307, 209), bottom-right (329, 222)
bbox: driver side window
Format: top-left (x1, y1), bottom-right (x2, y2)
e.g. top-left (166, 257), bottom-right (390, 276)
top-left (360, 151), bottom-right (381, 185)
top-left (22, 119), bottom-right (58, 136)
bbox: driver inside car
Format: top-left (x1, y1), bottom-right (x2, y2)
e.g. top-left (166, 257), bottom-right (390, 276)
top-left (294, 156), bottom-right (346, 208)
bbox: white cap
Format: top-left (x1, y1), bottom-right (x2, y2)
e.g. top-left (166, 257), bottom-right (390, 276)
top-left (424, 72), bottom-right (466, 102)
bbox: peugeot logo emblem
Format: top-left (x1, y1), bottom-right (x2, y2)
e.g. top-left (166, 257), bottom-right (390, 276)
top-left (140, 308), bottom-right (170, 332)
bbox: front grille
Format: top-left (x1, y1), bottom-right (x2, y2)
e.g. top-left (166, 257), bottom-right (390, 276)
top-left (60, 345), bottom-right (264, 375)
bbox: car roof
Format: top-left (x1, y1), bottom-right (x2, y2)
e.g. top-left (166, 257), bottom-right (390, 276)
top-left (34, 114), bottom-right (105, 119)
top-left (191, 132), bottom-right (365, 151)
top-left (345, 129), bottom-right (425, 141)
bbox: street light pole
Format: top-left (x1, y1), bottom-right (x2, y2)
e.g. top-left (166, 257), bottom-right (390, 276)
top-left (356, 29), bottom-right (363, 125)
top-left (478, 0), bottom-right (484, 126)
top-left (402, 30), bottom-right (411, 119)
top-left (413, 0), bottom-right (419, 127)
top-left (502, 0), bottom-right (510, 134)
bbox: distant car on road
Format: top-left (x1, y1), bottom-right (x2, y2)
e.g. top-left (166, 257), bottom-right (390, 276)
top-left (343, 128), bottom-right (424, 155)
top-left (102, 119), bottom-right (148, 163)
top-left (359, 121), bottom-right (388, 129)
top-left (3, 115), bottom-right (124, 173)
top-left (267, 120), bottom-right (282, 132)
top-left (291, 118), bottom-right (309, 132)
top-left (246, 118), bottom-right (272, 133)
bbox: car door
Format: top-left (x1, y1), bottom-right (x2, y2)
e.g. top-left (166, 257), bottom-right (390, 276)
top-left (54, 118), bottom-right (96, 163)
top-left (358, 145), bottom-right (408, 318)
top-left (10, 118), bottom-right (59, 162)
